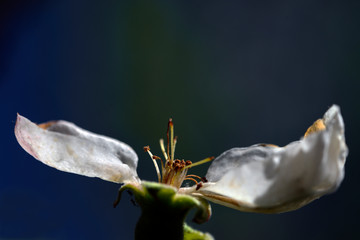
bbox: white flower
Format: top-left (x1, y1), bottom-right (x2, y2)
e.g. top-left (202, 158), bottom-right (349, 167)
top-left (14, 105), bottom-right (347, 214)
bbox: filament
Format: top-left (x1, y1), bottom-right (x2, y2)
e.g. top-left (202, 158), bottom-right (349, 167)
top-left (184, 177), bottom-right (198, 185)
top-left (159, 138), bottom-right (168, 160)
top-left (170, 119), bottom-right (175, 160)
top-left (184, 157), bottom-right (214, 169)
top-left (143, 146), bottom-right (161, 183)
top-left (166, 120), bottom-right (171, 161)
top-left (185, 174), bottom-right (202, 180)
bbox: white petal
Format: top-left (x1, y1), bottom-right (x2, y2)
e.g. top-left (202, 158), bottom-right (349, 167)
top-left (15, 114), bottom-right (140, 183)
top-left (196, 105), bottom-right (347, 213)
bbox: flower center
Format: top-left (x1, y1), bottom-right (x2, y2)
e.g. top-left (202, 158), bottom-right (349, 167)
top-left (144, 118), bottom-right (213, 189)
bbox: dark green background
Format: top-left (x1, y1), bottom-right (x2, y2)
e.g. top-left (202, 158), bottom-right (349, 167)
top-left (1, 1), bottom-right (359, 239)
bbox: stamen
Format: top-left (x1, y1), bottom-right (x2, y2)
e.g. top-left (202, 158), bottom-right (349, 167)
top-left (172, 136), bottom-right (178, 160)
top-left (166, 119), bottom-right (171, 161)
top-left (143, 146), bottom-right (161, 183)
top-left (173, 159), bottom-right (182, 171)
top-left (184, 177), bottom-right (198, 185)
top-left (159, 138), bottom-right (168, 160)
top-left (184, 157), bottom-right (214, 169)
top-left (152, 155), bottom-right (164, 172)
top-left (186, 174), bottom-right (202, 180)
top-left (170, 119), bottom-right (175, 161)
top-left (148, 118), bottom-right (213, 189)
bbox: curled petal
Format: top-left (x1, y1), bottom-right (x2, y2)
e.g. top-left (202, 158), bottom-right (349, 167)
top-left (196, 105), bottom-right (347, 213)
top-left (15, 114), bottom-right (139, 183)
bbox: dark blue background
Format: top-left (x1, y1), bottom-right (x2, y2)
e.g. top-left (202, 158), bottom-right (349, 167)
top-left (1, 1), bottom-right (359, 239)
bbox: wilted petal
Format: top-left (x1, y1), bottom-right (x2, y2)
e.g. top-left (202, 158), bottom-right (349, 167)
top-left (196, 105), bottom-right (347, 213)
top-left (15, 114), bottom-right (139, 183)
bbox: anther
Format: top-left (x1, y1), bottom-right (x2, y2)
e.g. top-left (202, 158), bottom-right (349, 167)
top-left (152, 155), bottom-right (164, 170)
top-left (201, 176), bottom-right (208, 183)
top-left (143, 146), bottom-right (150, 152)
top-left (196, 182), bottom-right (203, 191)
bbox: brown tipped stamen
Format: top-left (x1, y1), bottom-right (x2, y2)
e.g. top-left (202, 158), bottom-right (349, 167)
top-left (184, 177), bottom-right (199, 185)
top-left (170, 120), bottom-right (175, 161)
top-left (148, 119), bottom-right (212, 189)
top-left (184, 156), bottom-right (214, 169)
top-left (152, 155), bottom-right (164, 171)
top-left (201, 176), bottom-right (208, 183)
top-left (143, 145), bottom-right (161, 183)
top-left (186, 174), bottom-right (202, 180)
top-left (166, 119), bottom-right (172, 161)
top-left (143, 146), bottom-right (150, 152)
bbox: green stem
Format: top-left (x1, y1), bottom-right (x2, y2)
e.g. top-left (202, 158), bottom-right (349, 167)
top-left (135, 201), bottom-right (188, 240)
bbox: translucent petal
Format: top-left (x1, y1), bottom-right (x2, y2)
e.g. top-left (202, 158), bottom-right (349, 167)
top-left (15, 114), bottom-right (139, 183)
top-left (196, 105), bottom-right (347, 213)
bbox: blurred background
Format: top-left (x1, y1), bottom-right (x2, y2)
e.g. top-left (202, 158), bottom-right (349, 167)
top-left (1, 0), bottom-right (359, 239)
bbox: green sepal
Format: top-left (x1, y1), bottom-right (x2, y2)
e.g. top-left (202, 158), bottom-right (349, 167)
top-left (114, 181), bottom-right (213, 240)
top-left (184, 223), bottom-right (214, 240)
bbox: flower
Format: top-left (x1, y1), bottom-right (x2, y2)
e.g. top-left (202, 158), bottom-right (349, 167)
top-left (14, 105), bottom-right (347, 216)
